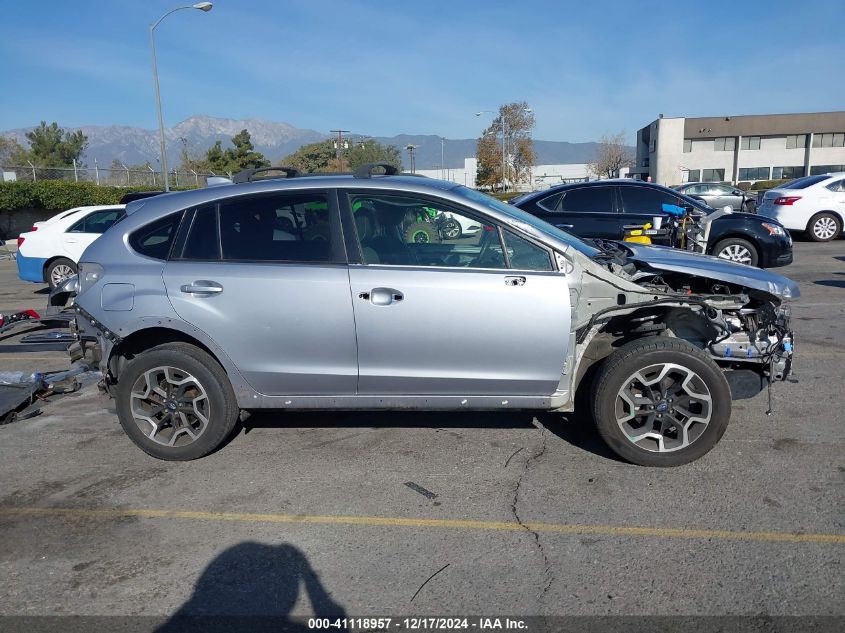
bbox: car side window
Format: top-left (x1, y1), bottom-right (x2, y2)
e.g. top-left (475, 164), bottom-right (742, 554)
top-left (129, 212), bottom-right (183, 260)
top-left (620, 187), bottom-right (684, 214)
top-left (175, 205), bottom-right (220, 260)
top-left (558, 187), bottom-right (614, 213)
top-left (67, 209), bottom-right (123, 234)
top-left (218, 192), bottom-right (333, 262)
top-left (501, 229), bottom-right (553, 271)
top-left (347, 192), bottom-right (506, 269)
top-left (537, 192), bottom-right (563, 212)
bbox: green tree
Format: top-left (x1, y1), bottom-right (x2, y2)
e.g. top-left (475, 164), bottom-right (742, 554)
top-left (225, 129), bottom-right (270, 171)
top-left (280, 140), bottom-right (336, 172)
top-left (204, 141), bottom-right (228, 173)
top-left (475, 102), bottom-right (536, 191)
top-left (23, 121), bottom-right (89, 167)
top-left (346, 139), bottom-right (402, 171)
top-left (281, 138), bottom-right (402, 173)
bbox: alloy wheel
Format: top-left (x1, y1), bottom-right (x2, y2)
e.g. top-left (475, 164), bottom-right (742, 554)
top-left (615, 363), bottom-right (712, 453)
top-left (717, 244), bottom-right (753, 265)
top-left (130, 366), bottom-right (210, 447)
top-left (50, 264), bottom-right (75, 287)
top-left (813, 216), bottom-right (837, 240)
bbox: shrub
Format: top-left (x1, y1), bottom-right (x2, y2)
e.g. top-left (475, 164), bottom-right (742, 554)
top-left (749, 179), bottom-right (790, 191)
top-left (0, 181), bottom-right (197, 213)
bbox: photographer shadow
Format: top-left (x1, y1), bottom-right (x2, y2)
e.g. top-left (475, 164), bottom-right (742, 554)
top-left (156, 542), bottom-right (346, 633)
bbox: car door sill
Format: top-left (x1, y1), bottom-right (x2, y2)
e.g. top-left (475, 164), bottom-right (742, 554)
top-left (237, 392), bottom-right (572, 411)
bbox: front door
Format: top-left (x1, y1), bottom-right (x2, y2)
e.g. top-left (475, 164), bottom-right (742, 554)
top-left (540, 185), bottom-right (622, 238)
top-left (162, 190), bottom-right (358, 396)
top-left (343, 191), bottom-right (571, 396)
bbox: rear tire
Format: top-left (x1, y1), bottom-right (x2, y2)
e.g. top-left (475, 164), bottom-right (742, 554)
top-left (807, 212), bottom-right (841, 242)
top-left (591, 338), bottom-right (732, 467)
top-left (712, 237), bottom-right (759, 267)
top-left (46, 258), bottom-right (77, 289)
top-left (115, 342), bottom-right (239, 460)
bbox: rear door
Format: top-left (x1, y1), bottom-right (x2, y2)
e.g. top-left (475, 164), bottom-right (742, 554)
top-left (62, 208), bottom-right (123, 261)
top-left (619, 184), bottom-right (690, 240)
top-left (162, 190), bottom-right (358, 396)
top-left (537, 185), bottom-right (621, 238)
top-left (343, 190), bottom-right (570, 397)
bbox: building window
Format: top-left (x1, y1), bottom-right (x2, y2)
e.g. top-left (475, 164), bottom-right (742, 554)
top-left (686, 169), bottom-right (700, 182)
top-left (810, 164), bottom-right (845, 175)
top-left (786, 135), bottom-right (807, 149)
top-left (738, 167), bottom-right (770, 181)
top-left (702, 169), bottom-right (725, 182)
top-left (772, 166), bottom-right (806, 180)
top-left (740, 136), bottom-right (761, 150)
top-left (683, 139), bottom-right (692, 153)
top-left (714, 137), bottom-right (736, 152)
top-left (642, 157), bottom-right (649, 167)
top-left (811, 133), bottom-right (845, 148)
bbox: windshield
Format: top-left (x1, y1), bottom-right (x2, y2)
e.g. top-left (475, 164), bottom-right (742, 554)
top-left (781, 175), bottom-right (830, 189)
top-left (453, 186), bottom-right (600, 256)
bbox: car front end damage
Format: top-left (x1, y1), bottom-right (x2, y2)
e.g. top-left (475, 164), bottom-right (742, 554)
top-left (562, 241), bottom-right (797, 409)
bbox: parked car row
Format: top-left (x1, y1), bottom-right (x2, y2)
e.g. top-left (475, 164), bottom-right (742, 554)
top-left (58, 163), bottom-right (799, 467)
top-left (509, 180), bottom-right (793, 268)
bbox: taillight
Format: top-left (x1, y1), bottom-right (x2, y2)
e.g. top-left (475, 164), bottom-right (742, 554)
top-left (17, 236), bottom-right (24, 248)
top-left (30, 226), bottom-right (38, 231)
top-left (773, 196), bottom-right (801, 206)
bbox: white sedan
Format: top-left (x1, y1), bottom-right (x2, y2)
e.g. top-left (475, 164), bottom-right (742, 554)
top-left (16, 205), bottom-right (124, 288)
top-left (757, 173), bottom-right (845, 242)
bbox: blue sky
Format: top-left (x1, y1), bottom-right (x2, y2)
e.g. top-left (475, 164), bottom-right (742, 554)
top-left (1, 0), bottom-right (842, 142)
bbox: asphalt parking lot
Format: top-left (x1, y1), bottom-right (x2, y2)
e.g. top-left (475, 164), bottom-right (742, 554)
top-left (0, 240), bottom-right (843, 624)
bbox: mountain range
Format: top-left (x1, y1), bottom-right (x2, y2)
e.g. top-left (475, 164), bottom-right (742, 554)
top-left (1, 115), bottom-right (621, 171)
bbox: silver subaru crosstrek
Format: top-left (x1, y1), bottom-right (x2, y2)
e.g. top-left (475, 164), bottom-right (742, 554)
top-left (71, 164), bottom-right (798, 466)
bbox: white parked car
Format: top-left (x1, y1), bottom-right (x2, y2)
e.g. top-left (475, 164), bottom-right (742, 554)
top-left (757, 173), bottom-right (845, 242)
top-left (16, 205), bottom-right (125, 288)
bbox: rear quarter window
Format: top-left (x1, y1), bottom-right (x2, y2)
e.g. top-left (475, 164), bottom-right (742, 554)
top-left (128, 212), bottom-right (184, 260)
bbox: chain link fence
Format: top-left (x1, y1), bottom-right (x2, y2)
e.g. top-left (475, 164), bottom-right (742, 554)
top-left (1, 164), bottom-right (224, 187)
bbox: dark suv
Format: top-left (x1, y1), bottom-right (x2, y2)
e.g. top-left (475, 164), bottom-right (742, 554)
top-left (510, 180), bottom-right (792, 268)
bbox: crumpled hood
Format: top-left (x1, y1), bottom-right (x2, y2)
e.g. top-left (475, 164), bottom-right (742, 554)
top-left (622, 243), bottom-right (800, 300)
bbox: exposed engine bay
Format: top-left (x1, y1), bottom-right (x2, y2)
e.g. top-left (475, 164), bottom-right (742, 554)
top-left (563, 238), bottom-right (797, 407)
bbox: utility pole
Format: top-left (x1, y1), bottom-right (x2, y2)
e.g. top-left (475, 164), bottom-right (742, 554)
top-left (330, 130), bottom-right (350, 172)
top-left (405, 144), bottom-right (418, 173)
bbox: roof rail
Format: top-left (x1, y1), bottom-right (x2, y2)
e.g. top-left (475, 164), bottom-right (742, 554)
top-left (232, 166), bottom-right (301, 184)
top-left (353, 162), bottom-right (400, 179)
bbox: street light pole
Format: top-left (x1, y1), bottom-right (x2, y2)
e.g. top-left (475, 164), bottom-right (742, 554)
top-left (149, 2), bottom-right (213, 192)
top-left (406, 145), bottom-right (418, 173)
top-left (330, 130), bottom-right (350, 171)
top-left (440, 137), bottom-right (445, 180)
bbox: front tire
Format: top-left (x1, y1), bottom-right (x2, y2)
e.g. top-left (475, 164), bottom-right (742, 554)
top-left (46, 258), bottom-right (77, 289)
top-left (807, 212), bottom-right (841, 242)
top-left (591, 338), bottom-right (732, 467)
top-left (713, 237), bottom-right (759, 266)
top-left (115, 343), bottom-right (239, 460)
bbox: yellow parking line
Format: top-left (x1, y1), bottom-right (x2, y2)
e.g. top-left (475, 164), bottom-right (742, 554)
top-left (1, 506), bottom-right (842, 544)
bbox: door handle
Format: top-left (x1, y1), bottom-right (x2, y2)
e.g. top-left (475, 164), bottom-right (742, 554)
top-left (362, 287), bottom-right (403, 306)
top-left (65, 238), bottom-right (78, 243)
top-left (180, 281), bottom-right (223, 294)
top-left (505, 276), bottom-right (526, 287)
top-left (557, 224), bottom-right (574, 229)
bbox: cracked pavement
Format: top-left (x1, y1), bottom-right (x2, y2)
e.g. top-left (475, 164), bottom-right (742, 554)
top-left (0, 241), bottom-right (844, 618)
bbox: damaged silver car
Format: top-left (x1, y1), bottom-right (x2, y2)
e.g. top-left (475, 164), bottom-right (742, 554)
top-left (70, 164), bottom-right (797, 466)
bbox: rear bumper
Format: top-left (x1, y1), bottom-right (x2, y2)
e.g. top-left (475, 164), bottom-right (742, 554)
top-left (16, 252), bottom-right (47, 283)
